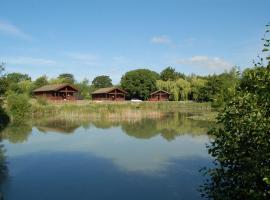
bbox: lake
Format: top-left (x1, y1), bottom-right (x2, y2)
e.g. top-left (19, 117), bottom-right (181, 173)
top-left (0, 113), bottom-right (213, 200)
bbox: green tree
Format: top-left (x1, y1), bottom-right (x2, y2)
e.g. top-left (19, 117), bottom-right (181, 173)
top-left (0, 63), bottom-right (8, 96)
top-left (160, 66), bottom-right (185, 81)
top-left (190, 77), bottom-right (207, 101)
top-left (57, 73), bottom-right (75, 84)
top-left (121, 69), bottom-right (159, 100)
top-left (201, 24), bottom-right (270, 200)
top-left (18, 80), bottom-right (34, 96)
top-left (156, 78), bottom-right (191, 101)
top-left (0, 64), bottom-right (10, 130)
top-left (75, 78), bottom-right (91, 99)
top-left (198, 68), bottom-right (239, 106)
top-left (33, 75), bottom-right (48, 89)
top-left (6, 72), bottom-right (31, 83)
top-left (92, 75), bottom-right (113, 89)
top-left (7, 93), bottom-right (31, 123)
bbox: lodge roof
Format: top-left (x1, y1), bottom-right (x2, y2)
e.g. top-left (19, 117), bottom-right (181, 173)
top-left (91, 87), bottom-right (128, 94)
top-left (150, 89), bottom-right (170, 95)
top-left (33, 83), bottom-right (78, 92)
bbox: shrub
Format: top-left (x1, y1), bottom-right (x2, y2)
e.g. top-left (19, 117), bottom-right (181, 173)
top-left (7, 93), bottom-right (31, 123)
top-left (36, 97), bottom-right (48, 106)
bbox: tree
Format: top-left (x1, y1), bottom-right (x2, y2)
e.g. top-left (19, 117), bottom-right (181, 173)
top-left (57, 73), bottom-right (75, 84)
top-left (18, 80), bottom-right (34, 96)
top-left (6, 72), bottom-right (31, 83)
top-left (75, 78), bottom-right (91, 99)
top-left (201, 24), bottom-right (270, 200)
top-left (92, 75), bottom-right (113, 89)
top-left (33, 75), bottom-right (48, 89)
top-left (156, 78), bottom-right (191, 101)
top-left (0, 64), bottom-right (10, 130)
top-left (0, 63), bottom-right (8, 96)
top-left (160, 66), bottom-right (185, 81)
top-left (121, 69), bottom-right (159, 100)
top-left (7, 93), bottom-right (31, 124)
top-left (5, 72), bottom-right (32, 95)
top-left (190, 77), bottom-right (207, 101)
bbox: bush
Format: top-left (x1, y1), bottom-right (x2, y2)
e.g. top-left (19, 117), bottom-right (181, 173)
top-left (36, 97), bottom-right (48, 106)
top-left (7, 93), bottom-right (31, 123)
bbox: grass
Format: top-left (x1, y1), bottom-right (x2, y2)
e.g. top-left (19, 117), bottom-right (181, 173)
top-left (30, 99), bottom-right (213, 120)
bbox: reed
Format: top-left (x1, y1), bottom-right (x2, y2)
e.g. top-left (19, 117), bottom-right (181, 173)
top-left (30, 99), bottom-right (213, 120)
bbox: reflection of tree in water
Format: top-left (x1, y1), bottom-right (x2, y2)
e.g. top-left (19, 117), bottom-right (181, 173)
top-left (90, 119), bottom-right (121, 129)
top-left (122, 113), bottom-right (213, 141)
top-left (0, 144), bottom-right (7, 184)
top-left (0, 123), bottom-right (32, 144)
top-left (0, 123), bottom-right (9, 197)
top-left (0, 107), bottom-right (9, 132)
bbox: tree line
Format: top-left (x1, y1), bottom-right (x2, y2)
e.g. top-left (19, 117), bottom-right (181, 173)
top-left (0, 63), bottom-right (240, 106)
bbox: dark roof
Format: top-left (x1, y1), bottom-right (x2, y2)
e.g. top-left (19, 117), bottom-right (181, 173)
top-left (33, 83), bottom-right (78, 92)
top-left (91, 87), bottom-right (128, 94)
top-left (150, 89), bottom-right (170, 95)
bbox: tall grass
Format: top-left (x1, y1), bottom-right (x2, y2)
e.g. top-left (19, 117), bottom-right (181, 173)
top-left (31, 100), bottom-right (212, 119)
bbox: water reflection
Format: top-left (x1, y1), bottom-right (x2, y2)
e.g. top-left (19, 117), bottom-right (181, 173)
top-left (0, 112), bottom-right (213, 200)
top-left (0, 124), bottom-right (32, 144)
top-left (1, 113), bottom-right (213, 144)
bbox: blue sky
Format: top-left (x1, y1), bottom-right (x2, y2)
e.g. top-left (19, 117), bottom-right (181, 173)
top-left (0, 0), bottom-right (269, 84)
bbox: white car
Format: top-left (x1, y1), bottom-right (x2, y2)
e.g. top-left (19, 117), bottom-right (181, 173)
top-left (130, 99), bottom-right (142, 102)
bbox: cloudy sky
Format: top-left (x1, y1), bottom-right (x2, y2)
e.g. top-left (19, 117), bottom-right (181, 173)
top-left (0, 0), bottom-right (269, 83)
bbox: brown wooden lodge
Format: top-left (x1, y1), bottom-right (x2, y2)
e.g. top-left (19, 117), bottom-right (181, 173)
top-left (148, 90), bottom-right (170, 101)
top-left (33, 84), bottom-right (78, 100)
top-left (91, 87), bottom-right (127, 101)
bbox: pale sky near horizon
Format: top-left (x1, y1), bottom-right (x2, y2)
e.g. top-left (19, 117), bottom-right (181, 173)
top-left (0, 0), bottom-right (269, 84)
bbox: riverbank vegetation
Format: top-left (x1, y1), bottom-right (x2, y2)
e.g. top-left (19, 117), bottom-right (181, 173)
top-left (201, 23), bottom-right (270, 199)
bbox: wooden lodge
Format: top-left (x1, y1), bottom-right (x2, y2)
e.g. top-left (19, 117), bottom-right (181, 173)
top-left (148, 90), bottom-right (170, 101)
top-left (91, 87), bottom-right (127, 101)
top-left (33, 84), bottom-right (79, 100)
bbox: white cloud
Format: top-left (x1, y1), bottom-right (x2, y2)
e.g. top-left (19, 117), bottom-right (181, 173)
top-left (3, 56), bottom-right (56, 65)
top-left (151, 35), bottom-right (171, 45)
top-left (0, 20), bottom-right (33, 40)
top-left (64, 52), bottom-right (99, 65)
top-left (177, 56), bottom-right (233, 73)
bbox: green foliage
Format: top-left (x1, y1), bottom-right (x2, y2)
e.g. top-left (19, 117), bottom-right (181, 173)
top-left (0, 65), bottom-right (10, 130)
top-left (92, 75), bottom-right (112, 89)
top-left (36, 97), bottom-right (48, 105)
top-left (75, 78), bottom-right (91, 99)
top-left (33, 75), bottom-right (48, 89)
top-left (261, 22), bottom-right (270, 67)
top-left (190, 77), bottom-right (207, 101)
top-left (57, 73), bottom-right (75, 84)
top-left (198, 68), bottom-right (239, 107)
top-left (156, 78), bottom-right (191, 101)
top-left (201, 26), bottom-right (270, 199)
top-left (0, 64), bottom-right (8, 96)
top-left (160, 66), bottom-right (185, 81)
top-left (7, 93), bottom-right (32, 123)
top-left (121, 69), bottom-right (159, 100)
top-left (6, 72), bottom-right (31, 83)
top-left (17, 80), bottom-right (34, 95)
top-left (4, 72), bottom-right (34, 96)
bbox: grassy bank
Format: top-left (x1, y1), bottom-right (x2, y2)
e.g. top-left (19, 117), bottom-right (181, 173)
top-left (30, 100), bottom-right (213, 119)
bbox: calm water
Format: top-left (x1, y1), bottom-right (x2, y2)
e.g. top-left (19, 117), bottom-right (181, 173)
top-left (0, 113), bottom-right (213, 200)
